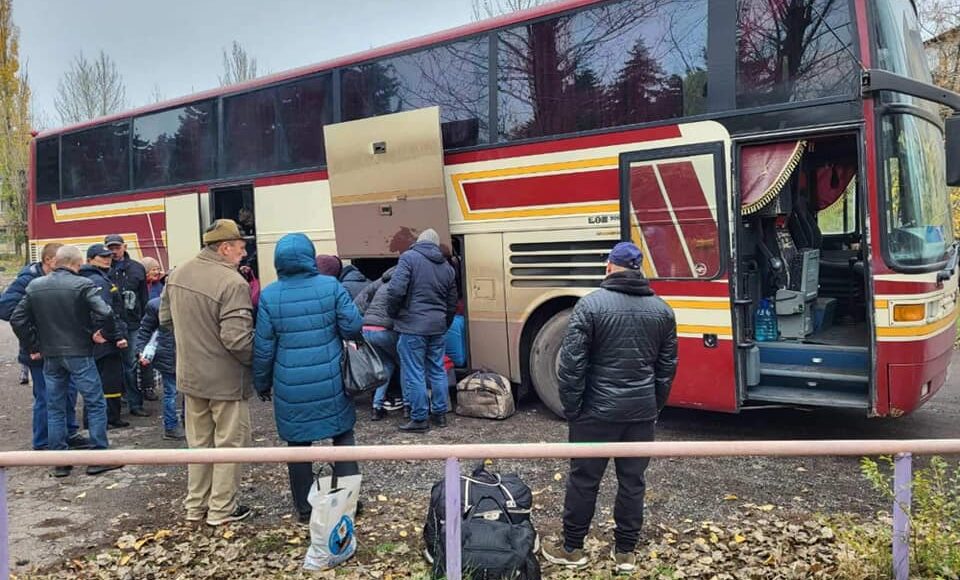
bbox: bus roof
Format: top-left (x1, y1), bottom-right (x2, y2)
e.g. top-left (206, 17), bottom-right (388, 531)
top-left (37, 0), bottom-right (602, 139)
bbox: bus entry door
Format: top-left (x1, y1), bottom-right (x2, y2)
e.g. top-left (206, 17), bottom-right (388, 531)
top-left (324, 106), bottom-right (451, 257)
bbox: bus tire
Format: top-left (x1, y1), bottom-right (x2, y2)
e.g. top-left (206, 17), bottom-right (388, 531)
top-left (530, 308), bottom-right (571, 419)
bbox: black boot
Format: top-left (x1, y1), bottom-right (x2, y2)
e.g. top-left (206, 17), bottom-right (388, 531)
top-left (371, 408), bottom-right (386, 421)
top-left (399, 419), bottom-right (430, 432)
top-left (430, 413), bottom-right (447, 428)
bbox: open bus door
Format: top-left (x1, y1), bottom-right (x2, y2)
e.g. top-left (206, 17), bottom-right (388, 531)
top-left (164, 193), bottom-right (202, 270)
top-left (616, 126), bottom-right (739, 413)
top-left (323, 106), bottom-right (451, 258)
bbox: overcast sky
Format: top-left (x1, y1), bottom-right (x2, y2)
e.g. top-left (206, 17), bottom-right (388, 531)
top-left (13, 0), bottom-right (478, 129)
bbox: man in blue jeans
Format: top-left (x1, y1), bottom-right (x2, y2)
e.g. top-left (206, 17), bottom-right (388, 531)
top-left (386, 229), bottom-right (458, 432)
top-left (0, 242), bottom-right (88, 450)
top-left (11, 246), bottom-right (123, 477)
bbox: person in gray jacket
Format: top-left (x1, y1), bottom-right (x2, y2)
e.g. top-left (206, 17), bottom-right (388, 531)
top-left (10, 245), bottom-right (122, 477)
top-left (360, 267), bottom-right (402, 420)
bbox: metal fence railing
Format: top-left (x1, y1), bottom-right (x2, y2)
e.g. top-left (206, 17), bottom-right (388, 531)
top-left (3, 439), bottom-right (960, 580)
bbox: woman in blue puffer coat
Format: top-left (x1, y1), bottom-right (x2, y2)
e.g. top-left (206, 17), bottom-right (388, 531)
top-left (253, 233), bottom-right (363, 522)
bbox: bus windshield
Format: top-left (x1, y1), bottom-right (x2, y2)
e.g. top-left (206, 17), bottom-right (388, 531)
top-left (880, 113), bottom-right (954, 268)
top-left (873, 0), bottom-right (931, 84)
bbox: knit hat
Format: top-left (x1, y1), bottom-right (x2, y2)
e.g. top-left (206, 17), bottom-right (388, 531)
top-left (608, 242), bottom-right (643, 270)
top-left (417, 228), bottom-right (440, 246)
top-left (202, 219), bottom-right (243, 244)
top-left (315, 254), bottom-right (343, 277)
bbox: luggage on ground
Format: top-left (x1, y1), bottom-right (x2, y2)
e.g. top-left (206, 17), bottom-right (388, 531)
top-left (424, 465), bottom-right (539, 579)
top-left (456, 371), bottom-right (516, 420)
top-left (304, 468), bottom-right (362, 570)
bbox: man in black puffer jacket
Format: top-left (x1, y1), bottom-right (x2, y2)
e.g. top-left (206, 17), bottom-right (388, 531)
top-left (542, 242), bottom-right (677, 575)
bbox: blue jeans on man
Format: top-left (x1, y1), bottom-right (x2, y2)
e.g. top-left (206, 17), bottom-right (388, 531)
top-left (45, 356), bottom-right (109, 451)
top-left (364, 328), bottom-right (399, 410)
top-left (30, 365), bottom-right (80, 450)
top-left (160, 371), bottom-right (180, 431)
top-left (397, 333), bottom-right (448, 422)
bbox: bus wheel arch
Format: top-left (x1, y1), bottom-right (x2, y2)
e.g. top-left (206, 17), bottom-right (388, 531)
top-left (520, 296), bottom-right (578, 419)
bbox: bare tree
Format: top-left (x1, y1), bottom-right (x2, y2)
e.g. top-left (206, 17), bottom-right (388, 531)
top-left (472, 0), bottom-right (546, 20)
top-left (148, 83), bottom-right (166, 105)
top-left (219, 40), bottom-right (259, 86)
top-left (53, 50), bottom-right (126, 124)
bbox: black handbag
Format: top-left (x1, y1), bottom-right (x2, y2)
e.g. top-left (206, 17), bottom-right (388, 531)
top-left (341, 339), bottom-right (388, 398)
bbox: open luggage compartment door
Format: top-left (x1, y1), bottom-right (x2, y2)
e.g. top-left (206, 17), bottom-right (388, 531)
top-left (323, 106), bottom-right (451, 257)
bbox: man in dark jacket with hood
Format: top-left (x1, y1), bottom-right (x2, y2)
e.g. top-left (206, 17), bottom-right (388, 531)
top-left (541, 242), bottom-right (678, 575)
top-left (0, 242), bottom-right (87, 450)
top-left (105, 234), bottom-right (153, 414)
top-left (80, 244), bottom-right (131, 428)
top-left (386, 229), bottom-right (457, 432)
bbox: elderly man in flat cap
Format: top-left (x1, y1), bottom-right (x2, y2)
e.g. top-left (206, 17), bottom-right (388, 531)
top-left (160, 219), bottom-right (254, 526)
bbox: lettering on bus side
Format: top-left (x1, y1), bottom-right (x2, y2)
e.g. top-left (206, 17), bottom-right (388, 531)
top-left (587, 214), bottom-right (620, 225)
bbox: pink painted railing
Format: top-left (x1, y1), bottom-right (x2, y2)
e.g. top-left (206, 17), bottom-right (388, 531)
top-left (2, 439), bottom-right (959, 580)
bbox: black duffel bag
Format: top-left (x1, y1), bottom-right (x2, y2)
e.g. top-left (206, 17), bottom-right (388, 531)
top-left (341, 339), bottom-right (388, 398)
top-left (424, 464), bottom-right (539, 579)
top-left (431, 497), bottom-right (540, 580)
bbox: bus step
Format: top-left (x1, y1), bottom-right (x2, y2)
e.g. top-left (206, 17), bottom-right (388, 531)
top-left (759, 363), bottom-right (869, 387)
top-left (756, 342), bottom-right (868, 370)
top-left (745, 385), bottom-right (869, 409)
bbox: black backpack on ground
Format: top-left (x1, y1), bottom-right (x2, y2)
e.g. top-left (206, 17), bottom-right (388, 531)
top-left (424, 465), bottom-right (540, 579)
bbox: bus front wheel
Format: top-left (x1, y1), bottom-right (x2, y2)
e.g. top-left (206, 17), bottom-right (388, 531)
top-left (530, 308), bottom-right (571, 419)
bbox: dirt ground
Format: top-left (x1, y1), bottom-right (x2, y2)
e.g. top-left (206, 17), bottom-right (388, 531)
top-left (0, 288), bottom-right (957, 577)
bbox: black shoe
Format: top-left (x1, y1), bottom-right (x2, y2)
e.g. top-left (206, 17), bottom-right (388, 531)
top-left (129, 408), bottom-right (151, 418)
top-left (86, 464), bottom-right (123, 476)
top-left (207, 505), bottom-right (253, 526)
top-left (356, 500), bottom-right (364, 518)
top-left (399, 419), bottom-right (430, 432)
top-left (108, 419), bottom-right (131, 429)
top-left (297, 511), bottom-right (311, 524)
top-left (67, 435), bottom-right (92, 450)
top-left (142, 388), bottom-right (159, 402)
top-left (371, 408), bottom-right (387, 421)
top-left (52, 466), bottom-right (72, 478)
top-left (430, 413), bottom-right (447, 428)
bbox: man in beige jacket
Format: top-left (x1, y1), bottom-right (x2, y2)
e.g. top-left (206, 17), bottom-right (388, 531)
top-left (160, 219), bottom-right (254, 525)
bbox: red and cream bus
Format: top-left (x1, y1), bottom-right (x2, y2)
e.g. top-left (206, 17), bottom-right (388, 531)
top-left (29, 0), bottom-right (959, 417)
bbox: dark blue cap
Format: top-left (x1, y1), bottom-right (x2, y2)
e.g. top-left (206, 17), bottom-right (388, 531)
top-left (87, 243), bottom-right (113, 260)
top-left (608, 242), bottom-right (643, 270)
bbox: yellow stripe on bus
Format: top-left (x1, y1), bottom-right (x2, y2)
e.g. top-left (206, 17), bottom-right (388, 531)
top-left (667, 300), bottom-right (730, 310)
top-left (876, 310), bottom-right (958, 338)
top-left (51, 202), bottom-right (165, 223)
top-left (677, 324), bottom-right (732, 336)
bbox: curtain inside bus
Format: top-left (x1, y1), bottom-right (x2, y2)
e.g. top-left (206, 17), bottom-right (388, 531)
top-left (740, 141), bottom-right (805, 215)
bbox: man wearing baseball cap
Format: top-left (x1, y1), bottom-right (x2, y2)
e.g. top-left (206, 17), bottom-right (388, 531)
top-left (542, 241), bottom-right (678, 574)
top-left (105, 234), bottom-right (153, 414)
top-left (160, 219), bottom-right (255, 525)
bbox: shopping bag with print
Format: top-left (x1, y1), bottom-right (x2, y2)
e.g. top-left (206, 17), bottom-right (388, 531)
top-left (303, 468), bottom-right (362, 570)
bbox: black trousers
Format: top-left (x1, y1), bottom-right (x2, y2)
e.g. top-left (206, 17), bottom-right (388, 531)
top-left (562, 418), bottom-right (655, 553)
top-left (96, 354), bottom-right (124, 425)
top-left (287, 430), bottom-right (361, 519)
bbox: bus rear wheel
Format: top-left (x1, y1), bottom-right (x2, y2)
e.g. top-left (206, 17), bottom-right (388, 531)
top-left (530, 308), bottom-right (571, 419)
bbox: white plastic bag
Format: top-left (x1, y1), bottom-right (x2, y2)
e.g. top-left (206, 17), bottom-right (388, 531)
top-left (303, 471), bottom-right (362, 570)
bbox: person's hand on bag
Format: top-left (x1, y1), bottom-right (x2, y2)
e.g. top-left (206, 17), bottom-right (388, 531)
top-left (92, 330), bottom-right (106, 344)
top-left (29, 353), bottom-right (42, 361)
top-left (116, 339), bottom-right (128, 349)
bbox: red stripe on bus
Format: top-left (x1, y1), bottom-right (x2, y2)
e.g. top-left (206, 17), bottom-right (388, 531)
top-left (630, 165), bottom-right (692, 277)
top-left (445, 125), bottom-right (681, 165)
top-left (254, 170), bottom-right (329, 187)
top-left (462, 169), bottom-right (617, 210)
top-left (656, 161), bottom-right (720, 278)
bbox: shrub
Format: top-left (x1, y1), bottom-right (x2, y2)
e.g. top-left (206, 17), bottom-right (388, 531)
top-left (836, 456), bottom-right (960, 579)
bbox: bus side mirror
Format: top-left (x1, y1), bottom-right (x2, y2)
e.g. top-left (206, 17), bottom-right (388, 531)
top-left (946, 115), bottom-right (960, 186)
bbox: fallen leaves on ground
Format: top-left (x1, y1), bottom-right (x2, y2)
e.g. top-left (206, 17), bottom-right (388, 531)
top-left (20, 498), bottom-right (852, 580)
